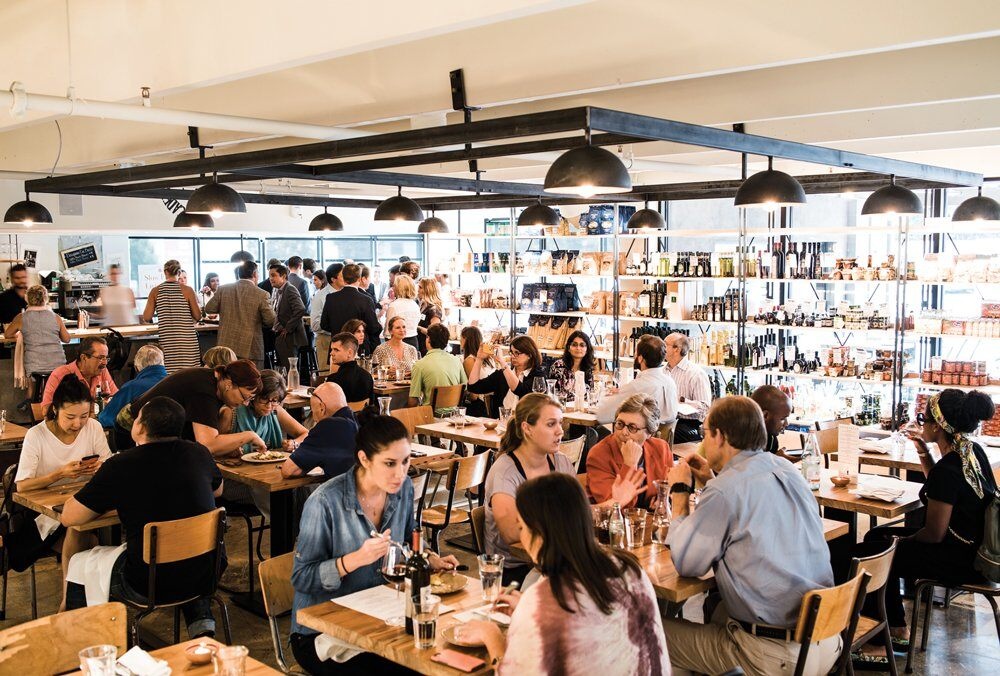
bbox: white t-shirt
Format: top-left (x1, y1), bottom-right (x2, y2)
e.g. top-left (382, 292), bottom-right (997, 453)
top-left (15, 418), bottom-right (112, 483)
top-left (385, 298), bottom-right (421, 338)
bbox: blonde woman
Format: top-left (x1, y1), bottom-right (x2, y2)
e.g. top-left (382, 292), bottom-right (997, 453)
top-left (385, 274), bottom-right (421, 352)
top-left (4, 284), bottom-right (71, 396)
top-left (141, 259), bottom-right (201, 373)
top-left (416, 277), bottom-right (443, 356)
top-left (372, 316), bottom-right (419, 373)
top-left (202, 345), bottom-right (237, 368)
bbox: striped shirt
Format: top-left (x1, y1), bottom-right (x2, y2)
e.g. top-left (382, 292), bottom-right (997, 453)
top-left (665, 358), bottom-right (711, 421)
top-left (154, 281), bottom-right (201, 374)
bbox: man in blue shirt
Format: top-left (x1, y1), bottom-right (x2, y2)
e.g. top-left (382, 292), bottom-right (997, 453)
top-left (280, 382), bottom-right (357, 480)
top-left (663, 396), bottom-right (841, 676)
top-left (98, 345), bottom-right (167, 445)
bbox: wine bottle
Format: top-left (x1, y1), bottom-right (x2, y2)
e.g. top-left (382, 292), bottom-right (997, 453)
top-left (785, 243), bottom-right (797, 280)
top-left (404, 522), bottom-right (431, 635)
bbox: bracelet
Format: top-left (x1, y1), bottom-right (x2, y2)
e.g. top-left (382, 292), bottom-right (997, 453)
top-left (669, 483), bottom-right (692, 495)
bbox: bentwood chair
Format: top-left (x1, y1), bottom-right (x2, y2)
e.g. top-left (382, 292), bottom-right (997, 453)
top-left (847, 539), bottom-right (899, 676)
top-left (0, 464), bottom-right (52, 621)
top-left (259, 553), bottom-right (306, 675)
top-left (470, 505), bottom-right (487, 555)
top-left (559, 436), bottom-right (586, 472)
top-left (348, 400), bottom-right (368, 412)
top-left (430, 384), bottom-right (466, 413)
top-left (391, 405), bottom-right (435, 440)
top-left (0, 601), bottom-right (127, 674)
top-left (905, 578), bottom-right (1000, 673)
top-left (420, 453), bottom-right (490, 553)
top-left (792, 570), bottom-right (870, 676)
top-left (115, 508), bottom-right (232, 647)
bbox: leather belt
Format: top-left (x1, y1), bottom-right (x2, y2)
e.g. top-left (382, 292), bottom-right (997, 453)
top-left (736, 620), bottom-right (794, 641)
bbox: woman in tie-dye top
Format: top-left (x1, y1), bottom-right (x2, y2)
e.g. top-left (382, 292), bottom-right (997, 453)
top-left (462, 473), bottom-right (670, 675)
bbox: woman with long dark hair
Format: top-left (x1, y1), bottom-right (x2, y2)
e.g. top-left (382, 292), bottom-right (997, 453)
top-left (547, 330), bottom-right (595, 401)
top-left (461, 326), bottom-right (496, 418)
top-left (464, 473), bottom-right (669, 674)
top-left (290, 415), bottom-right (457, 675)
top-left (468, 335), bottom-right (546, 418)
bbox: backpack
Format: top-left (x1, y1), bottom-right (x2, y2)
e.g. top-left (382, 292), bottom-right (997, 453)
top-left (974, 475), bottom-right (1000, 583)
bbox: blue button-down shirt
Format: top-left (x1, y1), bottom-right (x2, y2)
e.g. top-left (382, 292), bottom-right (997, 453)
top-left (667, 450), bottom-right (834, 627)
top-left (290, 469), bottom-right (415, 635)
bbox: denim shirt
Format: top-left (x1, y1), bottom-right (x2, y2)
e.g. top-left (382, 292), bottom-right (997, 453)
top-left (290, 469), bottom-right (415, 635)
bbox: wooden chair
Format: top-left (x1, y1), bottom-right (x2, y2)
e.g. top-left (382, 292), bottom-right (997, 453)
top-left (259, 553), bottom-right (306, 675)
top-left (559, 436), bottom-right (586, 471)
top-left (391, 405), bottom-right (434, 439)
top-left (29, 403), bottom-right (44, 424)
top-left (792, 570), bottom-right (870, 676)
top-left (0, 601), bottom-right (127, 674)
top-left (116, 508), bottom-right (232, 647)
top-left (657, 420), bottom-right (678, 446)
top-left (348, 400), bottom-right (367, 412)
top-left (420, 453), bottom-right (490, 552)
top-left (576, 473), bottom-right (589, 492)
top-left (470, 505), bottom-right (486, 555)
top-left (0, 464), bottom-right (51, 621)
top-left (816, 417), bottom-right (855, 468)
top-left (847, 539), bottom-right (899, 676)
top-left (430, 384), bottom-right (466, 412)
top-left (905, 578), bottom-right (1000, 673)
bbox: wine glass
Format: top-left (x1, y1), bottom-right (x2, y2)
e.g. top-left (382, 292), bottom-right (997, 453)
top-left (532, 376), bottom-right (547, 394)
top-left (380, 541), bottom-right (408, 627)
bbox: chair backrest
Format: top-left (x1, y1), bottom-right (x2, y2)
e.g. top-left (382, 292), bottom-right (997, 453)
top-left (0, 601), bottom-right (127, 674)
top-left (559, 436), bottom-right (586, 471)
top-left (449, 452), bottom-right (491, 493)
top-left (30, 403), bottom-right (44, 424)
top-left (259, 552), bottom-right (296, 618)
top-left (430, 384), bottom-right (466, 410)
top-left (143, 508), bottom-right (224, 565)
top-left (656, 420), bottom-right (677, 446)
top-left (576, 473), bottom-right (589, 491)
top-left (348, 400), bottom-right (367, 412)
top-left (391, 405), bottom-right (435, 438)
top-left (794, 571), bottom-right (870, 644)
top-left (816, 416), bottom-right (854, 432)
top-left (849, 538), bottom-right (897, 593)
top-left (470, 505), bottom-right (486, 554)
top-left (778, 430), bottom-right (805, 451)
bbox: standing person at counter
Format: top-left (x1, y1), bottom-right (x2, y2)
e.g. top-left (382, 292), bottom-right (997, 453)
top-left (310, 270), bottom-right (333, 372)
top-left (141, 259), bottom-right (202, 374)
top-left (95, 264), bottom-right (137, 326)
top-left (468, 335), bottom-right (545, 417)
top-left (269, 264), bottom-right (308, 369)
top-left (41, 336), bottom-right (118, 413)
top-left (286, 256), bottom-right (312, 312)
top-left (4, 284), bottom-right (71, 397)
top-left (205, 260), bottom-right (276, 368)
top-left (120, 360), bottom-right (265, 456)
top-left (198, 272), bottom-right (220, 309)
top-left (320, 264), bottom-right (381, 356)
top-left (0, 263), bottom-right (29, 326)
top-left (415, 277), bottom-right (443, 357)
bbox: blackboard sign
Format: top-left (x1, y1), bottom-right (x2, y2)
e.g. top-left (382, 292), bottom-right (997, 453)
top-left (61, 243), bottom-right (100, 269)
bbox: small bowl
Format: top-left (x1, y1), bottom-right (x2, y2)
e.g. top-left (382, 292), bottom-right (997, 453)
top-left (482, 420), bottom-right (499, 431)
top-left (830, 475), bottom-right (851, 488)
top-left (185, 642), bottom-right (217, 665)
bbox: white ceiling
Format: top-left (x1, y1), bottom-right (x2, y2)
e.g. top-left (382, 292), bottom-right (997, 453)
top-left (1, 0), bottom-right (999, 196)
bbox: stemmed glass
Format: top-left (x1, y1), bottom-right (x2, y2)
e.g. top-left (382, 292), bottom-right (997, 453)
top-left (380, 541), bottom-right (408, 627)
top-left (532, 377), bottom-right (547, 394)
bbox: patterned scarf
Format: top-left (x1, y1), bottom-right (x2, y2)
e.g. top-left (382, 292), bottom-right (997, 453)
top-left (929, 393), bottom-right (984, 499)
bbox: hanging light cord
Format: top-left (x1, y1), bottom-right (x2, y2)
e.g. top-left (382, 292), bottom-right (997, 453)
top-left (49, 120), bottom-right (63, 177)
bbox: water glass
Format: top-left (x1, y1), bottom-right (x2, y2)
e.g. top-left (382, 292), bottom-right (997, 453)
top-left (532, 376), bottom-right (547, 394)
top-left (78, 645), bottom-right (117, 676)
top-left (413, 594), bottom-right (442, 650)
top-left (395, 367), bottom-right (404, 382)
top-left (452, 407), bottom-right (467, 431)
top-left (592, 505), bottom-right (610, 545)
top-left (0, 409), bottom-right (6, 436)
top-left (478, 554), bottom-right (504, 602)
top-left (213, 645), bottom-right (249, 676)
top-left (378, 396), bottom-right (392, 415)
top-left (625, 508), bottom-right (647, 548)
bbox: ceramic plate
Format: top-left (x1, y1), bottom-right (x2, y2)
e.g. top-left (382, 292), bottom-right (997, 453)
top-left (242, 450), bottom-right (289, 463)
top-left (442, 625), bottom-right (484, 647)
top-left (430, 572), bottom-right (468, 595)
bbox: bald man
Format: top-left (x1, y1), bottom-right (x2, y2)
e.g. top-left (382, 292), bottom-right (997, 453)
top-left (750, 385), bottom-right (798, 463)
top-left (280, 382), bottom-right (359, 479)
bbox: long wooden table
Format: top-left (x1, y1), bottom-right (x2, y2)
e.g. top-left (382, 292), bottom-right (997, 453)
top-left (12, 479), bottom-right (119, 532)
top-left (297, 578), bottom-right (492, 676)
top-left (70, 638), bottom-right (279, 675)
top-left (858, 445), bottom-right (1000, 481)
top-left (0, 422), bottom-right (29, 445)
top-left (562, 410), bottom-right (600, 427)
top-left (416, 420), bottom-right (503, 450)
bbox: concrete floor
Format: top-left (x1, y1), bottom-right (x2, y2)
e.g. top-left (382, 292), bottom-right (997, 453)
top-left (2, 520), bottom-right (998, 674)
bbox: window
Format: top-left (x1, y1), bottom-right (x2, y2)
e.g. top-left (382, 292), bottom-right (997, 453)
top-left (129, 238), bottom-right (196, 299)
top-left (199, 237), bottom-right (261, 285)
top-left (375, 237), bottom-right (423, 270)
top-left (264, 238), bottom-right (319, 266)
top-left (322, 238), bottom-right (373, 268)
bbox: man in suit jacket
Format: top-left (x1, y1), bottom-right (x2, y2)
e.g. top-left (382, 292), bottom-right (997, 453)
top-left (320, 263), bottom-right (382, 356)
top-left (269, 264), bottom-right (308, 367)
top-left (205, 261), bottom-right (276, 367)
top-left (286, 256), bottom-right (312, 312)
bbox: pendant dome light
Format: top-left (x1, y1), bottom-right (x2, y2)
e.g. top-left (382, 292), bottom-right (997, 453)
top-left (734, 157), bottom-right (806, 209)
top-left (627, 200), bottom-right (665, 230)
top-left (309, 207), bottom-right (344, 231)
top-left (516, 199), bottom-right (560, 227)
top-left (185, 174), bottom-right (247, 216)
top-left (952, 187), bottom-right (1000, 222)
top-left (861, 175), bottom-right (922, 216)
top-left (417, 212), bottom-right (449, 233)
top-left (374, 187), bottom-right (424, 223)
top-left (543, 143), bottom-right (631, 197)
top-left (173, 210), bottom-right (214, 229)
top-left (4, 193), bottom-right (52, 226)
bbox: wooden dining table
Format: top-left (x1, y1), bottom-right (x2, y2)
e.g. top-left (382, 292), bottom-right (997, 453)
top-left (0, 421), bottom-right (30, 446)
top-left (68, 638), bottom-right (279, 675)
top-left (562, 410), bottom-right (600, 427)
top-left (297, 577), bottom-right (493, 675)
top-left (858, 444), bottom-right (1000, 482)
top-left (12, 479), bottom-right (119, 532)
top-left (416, 420), bottom-right (503, 450)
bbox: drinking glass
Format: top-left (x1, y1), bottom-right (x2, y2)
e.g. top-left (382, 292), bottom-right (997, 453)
top-left (452, 407), bottom-right (467, 431)
top-left (545, 379), bottom-right (558, 397)
top-left (310, 371), bottom-right (322, 388)
top-left (395, 367), bottom-right (404, 382)
top-left (592, 504), bottom-right (610, 545)
top-left (497, 406), bottom-right (512, 434)
top-left (532, 376), bottom-right (547, 394)
top-left (78, 645), bottom-right (117, 676)
top-left (278, 366), bottom-right (288, 380)
top-left (651, 480), bottom-right (671, 545)
top-left (0, 409), bottom-right (6, 436)
top-left (378, 396), bottom-right (392, 416)
top-left (413, 594), bottom-right (442, 650)
top-left (478, 554), bottom-right (504, 602)
top-left (213, 645), bottom-right (249, 676)
top-left (380, 541), bottom-right (408, 627)
top-left (625, 508), bottom-right (647, 548)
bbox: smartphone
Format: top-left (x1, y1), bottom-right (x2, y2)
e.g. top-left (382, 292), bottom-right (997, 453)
top-left (81, 454), bottom-right (99, 463)
top-left (431, 650), bottom-right (485, 673)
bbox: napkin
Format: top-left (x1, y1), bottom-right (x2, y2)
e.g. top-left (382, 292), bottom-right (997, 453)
top-left (851, 477), bottom-right (906, 502)
top-left (858, 438), bottom-right (894, 454)
top-left (117, 646), bottom-right (170, 676)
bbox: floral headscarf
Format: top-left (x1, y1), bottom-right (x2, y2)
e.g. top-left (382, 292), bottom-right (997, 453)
top-left (928, 393), bottom-right (984, 499)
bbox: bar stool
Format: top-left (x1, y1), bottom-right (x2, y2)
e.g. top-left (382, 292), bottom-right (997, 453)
top-left (30, 372), bottom-right (52, 403)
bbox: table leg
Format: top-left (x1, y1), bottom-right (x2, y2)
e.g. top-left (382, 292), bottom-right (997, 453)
top-left (270, 489), bottom-right (297, 556)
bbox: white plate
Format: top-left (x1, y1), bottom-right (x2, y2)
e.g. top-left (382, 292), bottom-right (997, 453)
top-left (242, 451), bottom-right (289, 463)
top-left (442, 625), bottom-right (484, 647)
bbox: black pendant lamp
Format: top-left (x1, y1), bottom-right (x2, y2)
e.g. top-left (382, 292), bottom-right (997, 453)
top-left (173, 210), bottom-right (214, 229)
top-left (543, 144), bottom-right (631, 197)
top-left (4, 193), bottom-right (52, 226)
top-left (185, 174), bottom-right (247, 216)
top-left (517, 199), bottom-right (560, 227)
top-left (861, 175), bottom-right (922, 216)
top-left (374, 187), bottom-right (424, 223)
top-left (953, 187), bottom-right (1000, 222)
top-left (734, 157), bottom-right (806, 208)
top-left (309, 207), bottom-right (344, 231)
top-left (417, 212), bottom-right (449, 233)
top-left (627, 200), bottom-right (665, 230)
top-left (230, 250), bottom-right (255, 263)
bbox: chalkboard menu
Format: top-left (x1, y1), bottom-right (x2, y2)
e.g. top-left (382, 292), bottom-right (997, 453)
top-left (61, 243), bottom-right (99, 269)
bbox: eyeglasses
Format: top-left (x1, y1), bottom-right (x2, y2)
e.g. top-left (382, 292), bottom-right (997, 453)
top-left (613, 420), bottom-right (644, 434)
top-left (237, 387), bottom-right (256, 404)
top-left (257, 397), bottom-right (283, 405)
top-left (509, 349), bottom-right (523, 357)
top-left (569, 341), bottom-right (588, 348)
top-left (84, 353), bottom-right (109, 363)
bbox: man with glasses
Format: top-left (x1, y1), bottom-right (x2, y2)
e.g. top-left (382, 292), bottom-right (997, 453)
top-left (280, 382), bottom-right (358, 479)
top-left (41, 336), bottom-right (118, 414)
top-left (665, 332), bottom-right (712, 443)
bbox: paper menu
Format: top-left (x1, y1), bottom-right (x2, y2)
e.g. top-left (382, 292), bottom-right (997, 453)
top-left (676, 402), bottom-right (698, 417)
top-left (333, 585), bottom-right (453, 622)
